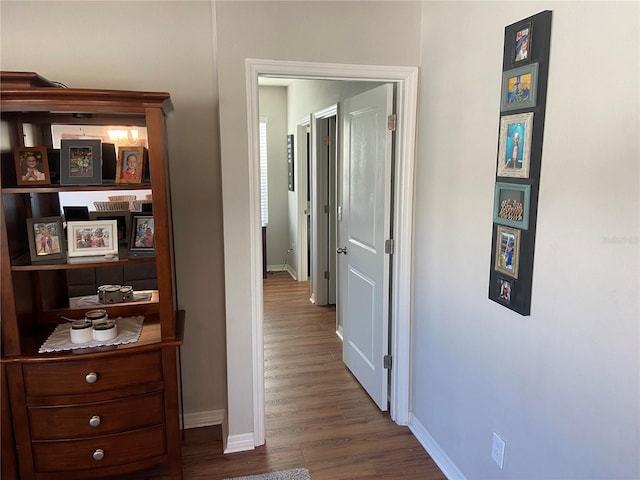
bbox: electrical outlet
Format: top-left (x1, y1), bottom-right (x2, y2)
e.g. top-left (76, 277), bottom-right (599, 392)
top-left (492, 432), bottom-right (505, 469)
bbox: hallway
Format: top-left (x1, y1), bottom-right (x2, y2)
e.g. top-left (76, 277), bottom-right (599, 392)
top-left (260, 271), bottom-right (445, 479)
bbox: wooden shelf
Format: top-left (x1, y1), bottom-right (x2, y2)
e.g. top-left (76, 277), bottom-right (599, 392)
top-left (11, 251), bottom-right (156, 271)
top-left (1, 72), bottom-right (182, 479)
top-left (1, 182), bottom-right (152, 193)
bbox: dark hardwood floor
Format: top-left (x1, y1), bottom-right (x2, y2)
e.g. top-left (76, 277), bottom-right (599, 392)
top-left (134, 272), bottom-right (445, 479)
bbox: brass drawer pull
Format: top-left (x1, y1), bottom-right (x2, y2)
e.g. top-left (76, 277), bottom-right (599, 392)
top-left (89, 415), bottom-right (101, 427)
top-left (85, 372), bottom-right (98, 384)
top-left (92, 448), bottom-right (104, 461)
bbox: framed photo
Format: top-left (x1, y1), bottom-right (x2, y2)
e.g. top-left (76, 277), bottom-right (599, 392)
top-left (500, 63), bottom-right (538, 112)
top-left (67, 220), bottom-right (118, 257)
top-left (494, 225), bottom-right (521, 279)
top-left (14, 147), bottom-right (51, 186)
top-left (496, 112), bottom-right (533, 178)
top-left (493, 182), bottom-right (531, 230)
top-left (60, 139), bottom-right (102, 185)
top-left (512, 22), bottom-right (531, 65)
top-left (26, 217), bottom-right (65, 263)
top-left (129, 214), bottom-right (155, 255)
top-left (90, 211), bottom-right (131, 245)
top-left (498, 277), bottom-right (513, 304)
top-left (116, 146), bottom-right (145, 184)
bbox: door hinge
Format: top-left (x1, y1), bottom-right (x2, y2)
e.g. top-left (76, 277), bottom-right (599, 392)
top-left (384, 239), bottom-right (394, 255)
top-left (387, 114), bottom-right (397, 132)
top-left (324, 271), bottom-right (330, 280)
top-left (324, 135), bottom-right (330, 146)
top-left (324, 205), bottom-right (330, 214)
top-left (383, 354), bottom-right (392, 369)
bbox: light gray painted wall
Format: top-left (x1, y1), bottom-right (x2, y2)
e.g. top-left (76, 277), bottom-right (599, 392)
top-left (415, 1), bottom-right (639, 478)
top-left (0, 1), bottom-right (227, 418)
top-left (215, 0), bottom-right (423, 437)
top-left (258, 86), bottom-right (289, 269)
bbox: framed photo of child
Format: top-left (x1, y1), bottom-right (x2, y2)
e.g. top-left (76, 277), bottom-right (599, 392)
top-left (14, 147), bottom-right (51, 186)
top-left (494, 225), bottom-right (521, 279)
top-left (60, 139), bottom-right (102, 185)
top-left (26, 216), bottom-right (66, 263)
top-left (128, 214), bottom-right (155, 256)
top-left (116, 146), bottom-right (145, 184)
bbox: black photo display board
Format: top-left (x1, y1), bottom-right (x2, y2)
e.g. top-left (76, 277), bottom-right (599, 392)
top-left (489, 10), bottom-right (552, 315)
top-left (287, 134), bottom-right (295, 191)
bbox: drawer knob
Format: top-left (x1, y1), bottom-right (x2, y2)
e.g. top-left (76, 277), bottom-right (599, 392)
top-left (93, 449), bottom-right (105, 461)
top-left (85, 372), bottom-right (98, 384)
top-left (89, 415), bottom-right (101, 427)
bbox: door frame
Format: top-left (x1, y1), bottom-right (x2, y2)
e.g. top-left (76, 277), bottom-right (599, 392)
top-left (246, 58), bottom-right (419, 445)
top-left (310, 105), bottom-right (337, 306)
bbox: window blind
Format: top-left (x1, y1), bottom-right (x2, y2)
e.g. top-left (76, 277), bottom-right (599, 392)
top-left (259, 119), bottom-right (268, 227)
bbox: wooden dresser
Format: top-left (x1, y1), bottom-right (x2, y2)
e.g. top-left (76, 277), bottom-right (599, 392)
top-left (1, 72), bottom-right (184, 479)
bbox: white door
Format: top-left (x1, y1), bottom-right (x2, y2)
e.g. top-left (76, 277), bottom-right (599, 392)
top-left (338, 84), bottom-right (394, 411)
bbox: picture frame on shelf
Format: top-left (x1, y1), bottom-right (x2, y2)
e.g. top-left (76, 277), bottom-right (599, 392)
top-left (14, 147), bottom-right (51, 186)
top-left (493, 182), bottom-right (531, 230)
top-left (67, 220), bottom-right (118, 258)
top-left (115, 146), bottom-right (146, 184)
top-left (497, 112), bottom-right (533, 178)
top-left (128, 214), bottom-right (155, 255)
top-left (63, 206), bottom-right (90, 222)
top-left (500, 63), bottom-right (538, 112)
top-left (494, 225), bottom-right (521, 279)
top-left (60, 139), bottom-right (102, 185)
top-left (26, 217), bottom-right (66, 263)
top-left (90, 211), bottom-right (131, 245)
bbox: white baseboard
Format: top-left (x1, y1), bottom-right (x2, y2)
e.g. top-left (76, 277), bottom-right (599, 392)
top-left (224, 432), bottom-right (256, 454)
top-left (409, 414), bottom-right (466, 480)
top-left (183, 409), bottom-right (228, 452)
top-left (183, 409), bottom-right (226, 429)
top-left (266, 264), bottom-right (297, 279)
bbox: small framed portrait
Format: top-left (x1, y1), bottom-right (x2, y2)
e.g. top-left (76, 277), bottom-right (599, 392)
top-left (129, 214), bottom-right (155, 255)
top-left (493, 182), bottom-right (531, 230)
top-left (513, 23), bottom-right (531, 65)
top-left (67, 220), bottom-right (118, 258)
top-left (495, 225), bottom-right (521, 279)
top-left (496, 112), bottom-right (533, 178)
top-left (90, 211), bottom-right (131, 245)
top-left (14, 147), bottom-right (51, 186)
top-left (500, 63), bottom-right (538, 112)
top-left (116, 146), bottom-right (145, 184)
top-left (26, 217), bottom-right (66, 263)
top-left (60, 139), bottom-right (102, 185)
top-left (498, 277), bottom-right (513, 304)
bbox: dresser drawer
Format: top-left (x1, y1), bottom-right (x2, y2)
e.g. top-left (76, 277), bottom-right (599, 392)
top-left (23, 351), bottom-right (163, 397)
top-left (32, 424), bottom-right (166, 472)
top-left (29, 391), bottom-right (164, 440)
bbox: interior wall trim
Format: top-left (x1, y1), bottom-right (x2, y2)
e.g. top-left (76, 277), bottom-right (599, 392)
top-left (244, 58), bottom-right (420, 449)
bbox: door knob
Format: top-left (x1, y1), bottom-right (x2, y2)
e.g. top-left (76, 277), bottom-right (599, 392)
top-left (336, 246), bottom-right (348, 255)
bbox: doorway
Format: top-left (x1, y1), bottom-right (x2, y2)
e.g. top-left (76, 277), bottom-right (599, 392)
top-left (247, 59), bottom-right (419, 447)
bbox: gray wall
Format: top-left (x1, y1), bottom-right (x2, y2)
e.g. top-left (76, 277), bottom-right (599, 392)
top-left (258, 86), bottom-right (290, 270)
top-left (414, 1), bottom-right (639, 478)
top-left (215, 0), bottom-right (423, 438)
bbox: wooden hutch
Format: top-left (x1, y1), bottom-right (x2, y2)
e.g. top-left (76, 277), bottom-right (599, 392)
top-left (1, 72), bottom-right (184, 479)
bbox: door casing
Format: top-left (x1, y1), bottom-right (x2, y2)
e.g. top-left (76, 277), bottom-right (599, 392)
top-left (245, 58), bottom-right (419, 447)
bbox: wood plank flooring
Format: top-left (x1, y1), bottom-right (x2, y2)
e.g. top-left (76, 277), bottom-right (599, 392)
top-left (133, 272), bottom-right (445, 479)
